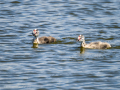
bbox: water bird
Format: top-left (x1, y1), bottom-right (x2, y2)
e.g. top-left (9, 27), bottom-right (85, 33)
top-left (32, 29), bottom-right (56, 44)
top-left (77, 35), bottom-right (111, 49)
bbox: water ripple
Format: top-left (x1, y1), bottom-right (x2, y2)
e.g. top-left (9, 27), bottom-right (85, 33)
top-left (0, 0), bottom-right (120, 90)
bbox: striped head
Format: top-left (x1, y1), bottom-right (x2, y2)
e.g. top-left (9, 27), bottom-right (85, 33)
top-left (77, 35), bottom-right (85, 41)
top-left (32, 29), bottom-right (39, 37)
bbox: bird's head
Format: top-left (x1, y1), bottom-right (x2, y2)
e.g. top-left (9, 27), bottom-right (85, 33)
top-left (32, 29), bottom-right (39, 37)
top-left (77, 35), bottom-right (85, 41)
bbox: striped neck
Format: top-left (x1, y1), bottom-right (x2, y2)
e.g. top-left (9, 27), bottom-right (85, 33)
top-left (81, 40), bottom-right (86, 47)
top-left (33, 36), bottom-right (40, 44)
top-left (36, 37), bottom-right (40, 43)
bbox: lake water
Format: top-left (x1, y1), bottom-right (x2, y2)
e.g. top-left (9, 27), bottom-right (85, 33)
top-left (0, 0), bottom-right (120, 90)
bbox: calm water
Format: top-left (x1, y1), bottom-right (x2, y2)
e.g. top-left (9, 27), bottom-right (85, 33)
top-left (0, 0), bottom-right (120, 90)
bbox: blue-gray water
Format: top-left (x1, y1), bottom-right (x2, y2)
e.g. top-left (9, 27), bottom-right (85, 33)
top-left (0, 0), bottom-right (120, 90)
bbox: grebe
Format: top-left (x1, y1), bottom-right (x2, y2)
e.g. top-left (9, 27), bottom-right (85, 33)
top-left (32, 29), bottom-right (56, 44)
top-left (77, 35), bottom-right (111, 49)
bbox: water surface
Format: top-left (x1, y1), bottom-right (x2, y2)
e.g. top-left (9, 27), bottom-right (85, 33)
top-left (0, 0), bottom-right (120, 90)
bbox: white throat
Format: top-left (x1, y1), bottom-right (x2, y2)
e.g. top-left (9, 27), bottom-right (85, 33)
top-left (36, 37), bottom-right (40, 44)
top-left (81, 40), bottom-right (86, 47)
top-left (33, 36), bottom-right (40, 44)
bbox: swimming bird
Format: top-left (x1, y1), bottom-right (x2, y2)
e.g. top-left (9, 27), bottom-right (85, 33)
top-left (32, 29), bottom-right (56, 44)
top-left (77, 35), bottom-right (111, 49)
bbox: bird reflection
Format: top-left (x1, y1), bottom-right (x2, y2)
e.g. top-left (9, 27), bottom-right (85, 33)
top-left (32, 43), bottom-right (38, 48)
top-left (80, 47), bottom-right (85, 54)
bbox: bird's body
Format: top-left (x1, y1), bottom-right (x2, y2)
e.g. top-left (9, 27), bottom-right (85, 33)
top-left (77, 35), bottom-right (111, 49)
top-left (32, 29), bottom-right (56, 44)
top-left (33, 36), bottom-right (56, 44)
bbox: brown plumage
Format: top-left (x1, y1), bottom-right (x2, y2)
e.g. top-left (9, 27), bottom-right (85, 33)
top-left (33, 36), bottom-right (56, 44)
top-left (77, 35), bottom-right (111, 49)
top-left (32, 29), bottom-right (56, 44)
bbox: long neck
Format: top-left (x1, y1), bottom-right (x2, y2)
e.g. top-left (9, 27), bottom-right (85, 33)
top-left (81, 40), bottom-right (86, 47)
top-left (33, 36), bottom-right (39, 44)
top-left (33, 36), bottom-right (37, 41)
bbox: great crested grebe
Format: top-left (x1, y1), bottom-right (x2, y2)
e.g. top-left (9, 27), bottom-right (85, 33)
top-left (77, 35), bottom-right (111, 49)
top-left (32, 29), bottom-right (56, 44)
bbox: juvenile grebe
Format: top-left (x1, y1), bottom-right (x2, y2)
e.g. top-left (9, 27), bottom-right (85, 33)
top-left (32, 29), bottom-right (56, 44)
top-left (77, 35), bottom-right (111, 49)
